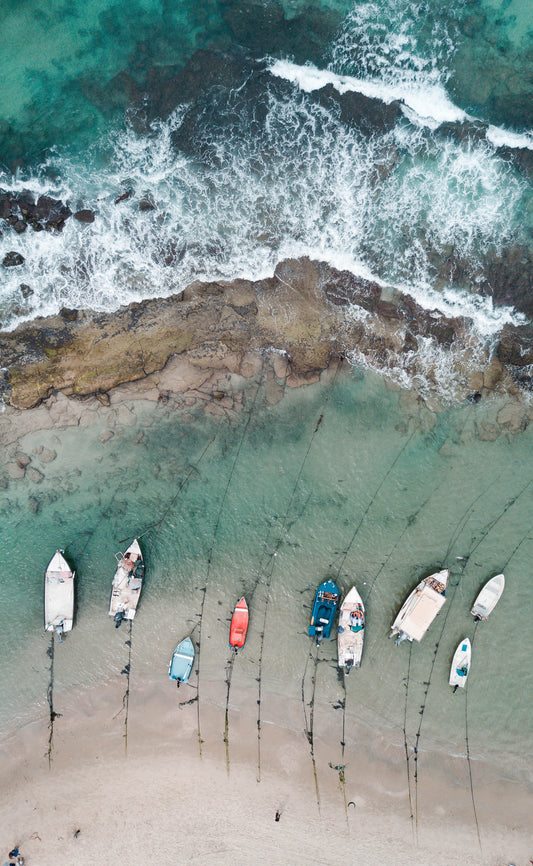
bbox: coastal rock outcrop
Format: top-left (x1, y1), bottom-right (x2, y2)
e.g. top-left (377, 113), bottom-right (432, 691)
top-left (0, 256), bottom-right (528, 410)
top-left (0, 190), bottom-right (72, 234)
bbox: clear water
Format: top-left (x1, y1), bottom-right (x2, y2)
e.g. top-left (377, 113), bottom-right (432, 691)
top-left (1, 372), bottom-right (532, 785)
top-left (0, 0), bottom-right (532, 374)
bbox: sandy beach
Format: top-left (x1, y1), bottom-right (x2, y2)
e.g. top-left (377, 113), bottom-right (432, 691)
top-left (1, 663), bottom-right (532, 866)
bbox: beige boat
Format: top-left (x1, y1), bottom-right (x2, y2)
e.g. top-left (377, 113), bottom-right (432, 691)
top-left (44, 550), bottom-right (75, 641)
top-left (337, 586), bottom-right (365, 673)
top-left (108, 539), bottom-right (144, 627)
top-left (390, 568), bottom-right (449, 644)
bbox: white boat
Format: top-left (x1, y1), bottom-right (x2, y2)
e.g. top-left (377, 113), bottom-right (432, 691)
top-left (390, 568), bottom-right (449, 644)
top-left (471, 573), bottom-right (504, 621)
top-left (44, 550), bottom-right (75, 641)
top-left (109, 539), bottom-right (144, 627)
top-left (449, 638), bottom-right (471, 690)
top-left (337, 586), bottom-right (365, 673)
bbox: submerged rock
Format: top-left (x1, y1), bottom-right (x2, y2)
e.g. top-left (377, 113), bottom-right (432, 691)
top-left (74, 209), bottom-right (95, 223)
top-left (2, 251), bottom-right (24, 267)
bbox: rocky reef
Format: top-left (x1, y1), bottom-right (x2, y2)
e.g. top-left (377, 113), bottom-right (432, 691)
top-left (0, 256), bottom-right (529, 411)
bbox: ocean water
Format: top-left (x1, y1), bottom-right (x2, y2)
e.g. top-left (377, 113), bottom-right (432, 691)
top-left (0, 0), bottom-right (532, 367)
top-left (0, 372), bottom-right (532, 791)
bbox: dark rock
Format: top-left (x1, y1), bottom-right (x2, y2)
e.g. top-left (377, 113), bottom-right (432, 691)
top-left (0, 192), bottom-right (11, 219)
top-left (95, 391), bottom-right (110, 406)
top-left (139, 196), bottom-right (156, 212)
top-left (35, 195), bottom-right (72, 231)
top-left (496, 145), bottom-right (533, 182)
top-left (115, 190), bottom-right (133, 205)
top-left (60, 308), bottom-right (78, 322)
top-left (74, 209), bottom-right (95, 223)
top-left (497, 323), bottom-right (533, 367)
top-left (12, 219), bottom-right (27, 234)
top-left (477, 245), bottom-right (533, 318)
top-left (28, 496), bottom-right (40, 514)
top-left (313, 84), bottom-right (402, 136)
top-left (438, 120), bottom-right (488, 146)
top-left (2, 251), bottom-right (24, 267)
top-left (323, 272), bottom-right (381, 311)
top-left (20, 284), bottom-right (34, 299)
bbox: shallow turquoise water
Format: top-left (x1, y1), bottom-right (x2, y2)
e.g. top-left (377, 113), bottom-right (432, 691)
top-left (0, 371), bottom-right (532, 782)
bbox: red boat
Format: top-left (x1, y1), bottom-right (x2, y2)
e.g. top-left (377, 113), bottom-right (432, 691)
top-left (229, 597), bottom-right (249, 649)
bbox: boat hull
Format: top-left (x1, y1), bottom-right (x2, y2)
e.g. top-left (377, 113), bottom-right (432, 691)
top-left (471, 573), bottom-right (504, 621)
top-left (390, 568), bottom-right (448, 643)
top-left (337, 586), bottom-right (365, 671)
top-left (169, 637), bottom-right (195, 683)
top-left (108, 539), bottom-right (144, 624)
top-left (449, 638), bottom-right (471, 688)
top-left (309, 579), bottom-right (339, 642)
top-left (44, 550), bottom-right (75, 635)
top-left (229, 597), bottom-right (249, 648)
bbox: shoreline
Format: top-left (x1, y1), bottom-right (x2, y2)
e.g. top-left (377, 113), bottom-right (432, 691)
top-left (1, 665), bottom-right (531, 866)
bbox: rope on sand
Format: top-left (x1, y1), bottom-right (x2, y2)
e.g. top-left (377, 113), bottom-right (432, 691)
top-left (195, 376), bottom-right (264, 757)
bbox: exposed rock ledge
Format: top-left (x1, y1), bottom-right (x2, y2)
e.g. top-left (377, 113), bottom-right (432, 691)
top-left (0, 258), bottom-right (528, 410)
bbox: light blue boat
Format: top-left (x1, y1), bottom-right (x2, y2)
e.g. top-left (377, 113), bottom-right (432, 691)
top-left (169, 636), bottom-right (195, 686)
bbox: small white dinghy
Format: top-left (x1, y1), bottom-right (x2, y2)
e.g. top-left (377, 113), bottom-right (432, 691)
top-left (109, 539), bottom-right (144, 627)
top-left (471, 573), bottom-right (505, 621)
top-left (337, 586), bottom-right (365, 673)
top-left (44, 550), bottom-right (75, 641)
top-left (449, 638), bottom-right (471, 691)
top-left (390, 568), bottom-right (449, 644)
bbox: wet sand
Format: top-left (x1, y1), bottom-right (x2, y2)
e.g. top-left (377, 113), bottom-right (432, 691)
top-left (1, 664), bottom-right (531, 866)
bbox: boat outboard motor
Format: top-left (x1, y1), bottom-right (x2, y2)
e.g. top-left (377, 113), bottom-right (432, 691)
top-left (345, 658), bottom-right (353, 675)
top-left (55, 624), bottom-right (64, 642)
top-left (114, 611), bottom-right (124, 628)
top-left (316, 624), bottom-right (323, 646)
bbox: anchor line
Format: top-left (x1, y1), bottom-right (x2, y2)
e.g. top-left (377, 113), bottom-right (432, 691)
top-left (113, 620), bottom-right (133, 755)
top-left (46, 632), bottom-right (56, 768)
top-left (330, 431), bottom-right (415, 583)
top-left (301, 643), bottom-right (321, 813)
top-left (223, 652), bottom-right (236, 774)
top-left (411, 478), bottom-right (533, 838)
top-left (363, 488), bottom-right (435, 607)
top-left (402, 642), bottom-right (415, 832)
top-left (196, 375), bottom-right (264, 756)
top-left (254, 363), bottom-right (341, 782)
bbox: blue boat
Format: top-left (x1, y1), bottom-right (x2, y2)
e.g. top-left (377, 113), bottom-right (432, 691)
top-left (308, 579), bottom-right (339, 644)
top-left (168, 636), bottom-right (195, 687)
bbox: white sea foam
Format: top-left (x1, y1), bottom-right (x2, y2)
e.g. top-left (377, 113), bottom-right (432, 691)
top-left (0, 48), bottom-right (530, 401)
top-left (268, 58), bottom-right (467, 127)
top-left (486, 125), bottom-right (533, 151)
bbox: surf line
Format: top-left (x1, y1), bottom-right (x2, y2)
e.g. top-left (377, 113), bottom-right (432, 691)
top-left (254, 361), bottom-right (342, 785)
top-left (196, 374), bottom-right (264, 758)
